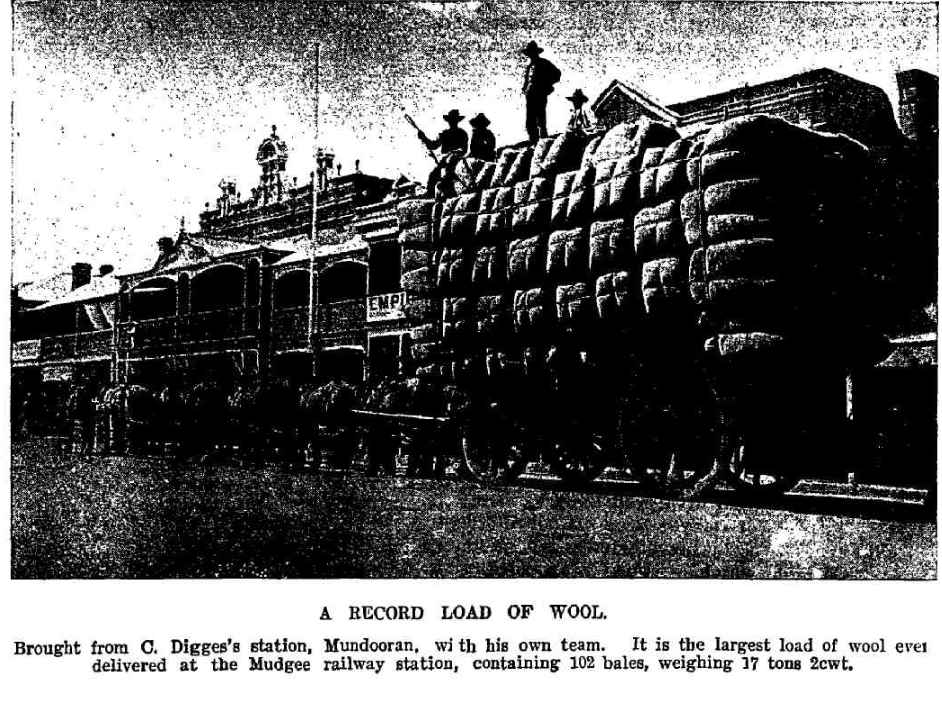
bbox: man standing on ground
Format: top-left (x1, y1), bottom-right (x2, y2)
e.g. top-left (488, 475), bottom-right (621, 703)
top-left (522, 40), bottom-right (561, 144)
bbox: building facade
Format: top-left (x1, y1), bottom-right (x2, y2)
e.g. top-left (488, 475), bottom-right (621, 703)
top-left (11, 68), bottom-right (938, 436)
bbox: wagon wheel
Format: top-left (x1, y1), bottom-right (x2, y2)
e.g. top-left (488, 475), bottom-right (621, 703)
top-left (460, 422), bottom-right (526, 486)
top-left (726, 439), bottom-right (797, 498)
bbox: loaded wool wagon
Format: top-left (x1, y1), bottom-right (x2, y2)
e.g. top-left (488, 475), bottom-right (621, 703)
top-left (395, 113), bottom-right (893, 498)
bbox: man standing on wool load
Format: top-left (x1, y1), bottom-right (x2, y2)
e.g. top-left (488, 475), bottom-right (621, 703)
top-left (522, 40), bottom-right (561, 144)
top-left (416, 108), bottom-right (469, 197)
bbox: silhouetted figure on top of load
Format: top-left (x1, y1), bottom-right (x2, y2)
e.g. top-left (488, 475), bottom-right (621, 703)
top-left (522, 40), bottom-right (561, 144)
top-left (566, 88), bottom-right (597, 136)
top-left (417, 109), bottom-right (468, 198)
top-left (469, 113), bottom-right (497, 161)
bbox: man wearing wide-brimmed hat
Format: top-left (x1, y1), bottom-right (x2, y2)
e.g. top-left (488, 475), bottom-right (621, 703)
top-left (565, 88), bottom-right (597, 135)
top-left (417, 109), bottom-right (469, 196)
top-left (521, 40), bottom-right (561, 144)
top-left (468, 113), bottom-right (496, 162)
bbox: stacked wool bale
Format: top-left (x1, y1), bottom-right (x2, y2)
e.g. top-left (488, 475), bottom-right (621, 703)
top-left (588, 119), bottom-right (680, 327)
top-left (633, 140), bottom-right (694, 319)
top-left (689, 114), bottom-right (875, 363)
top-left (398, 197), bottom-right (444, 378)
top-left (508, 133), bottom-right (589, 373)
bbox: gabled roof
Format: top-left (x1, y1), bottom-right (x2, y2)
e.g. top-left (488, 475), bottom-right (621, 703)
top-left (14, 271), bottom-right (74, 304)
top-left (30, 275), bottom-right (121, 310)
top-left (591, 79), bottom-right (680, 125)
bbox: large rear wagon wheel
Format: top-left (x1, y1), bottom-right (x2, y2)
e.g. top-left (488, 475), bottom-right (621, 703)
top-left (726, 441), bottom-right (797, 499)
top-left (460, 423), bottom-right (526, 487)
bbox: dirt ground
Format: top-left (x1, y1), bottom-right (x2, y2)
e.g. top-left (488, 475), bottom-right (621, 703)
top-left (10, 440), bottom-right (937, 579)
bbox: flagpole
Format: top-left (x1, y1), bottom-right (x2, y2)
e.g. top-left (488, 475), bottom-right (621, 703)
top-left (308, 42), bottom-right (320, 378)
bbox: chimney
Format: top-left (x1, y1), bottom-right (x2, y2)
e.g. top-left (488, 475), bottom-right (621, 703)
top-left (99, 264), bottom-right (114, 277)
top-left (71, 262), bottom-right (93, 291)
top-left (157, 237), bottom-right (175, 258)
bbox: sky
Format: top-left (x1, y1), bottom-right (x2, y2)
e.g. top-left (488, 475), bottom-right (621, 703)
top-left (11, 0), bottom-right (938, 282)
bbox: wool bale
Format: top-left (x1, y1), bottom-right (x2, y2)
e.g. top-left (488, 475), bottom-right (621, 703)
top-left (537, 131), bottom-right (586, 177)
top-left (450, 212), bottom-right (477, 245)
top-left (472, 244), bottom-right (506, 289)
top-left (705, 238), bottom-right (779, 280)
top-left (679, 190), bottom-right (700, 222)
top-left (492, 149), bottom-right (518, 187)
top-left (513, 287), bottom-right (552, 335)
top-left (572, 162), bottom-right (596, 191)
top-left (641, 257), bottom-right (685, 313)
top-left (591, 117), bottom-right (679, 165)
top-left (706, 213), bottom-right (776, 244)
top-left (704, 331), bottom-right (786, 358)
top-left (474, 162), bottom-right (497, 191)
top-left (634, 197), bottom-right (679, 226)
top-left (684, 217), bottom-right (704, 248)
top-left (701, 114), bottom-right (813, 155)
top-left (703, 179), bottom-right (779, 214)
top-left (655, 156), bottom-right (688, 201)
top-left (580, 135), bottom-right (603, 169)
top-left (514, 179), bottom-right (533, 206)
top-left (438, 215), bottom-right (454, 245)
top-left (633, 222), bottom-right (657, 262)
top-left (511, 205), bottom-right (529, 238)
top-left (403, 297), bottom-right (436, 323)
top-left (476, 293), bottom-right (512, 339)
top-left (401, 248), bottom-right (433, 272)
top-left (554, 170), bottom-right (577, 198)
top-left (706, 277), bottom-right (780, 308)
top-left (479, 188), bottom-right (500, 213)
top-left (454, 158), bottom-right (487, 193)
top-left (401, 266), bottom-right (434, 294)
top-left (567, 186), bottom-right (594, 226)
top-left (685, 136), bottom-right (705, 190)
top-left (593, 158), bottom-right (618, 185)
top-left (595, 270), bottom-right (631, 319)
top-left (503, 147), bottom-right (533, 186)
top-left (398, 222), bottom-right (435, 249)
top-left (655, 219), bottom-right (685, 254)
top-left (551, 196), bottom-right (569, 230)
top-left (589, 219), bottom-right (632, 274)
top-left (609, 170), bottom-right (640, 215)
top-left (530, 137), bottom-right (556, 179)
top-left (593, 180), bottom-right (612, 219)
top-left (555, 282), bottom-right (595, 328)
top-left (397, 198), bottom-right (436, 228)
top-left (455, 193), bottom-right (480, 213)
top-left (688, 248), bottom-right (706, 305)
top-left (639, 147), bottom-right (665, 206)
top-left (474, 212), bottom-right (492, 243)
top-left (699, 149), bottom-right (767, 186)
top-left (508, 235), bottom-right (546, 286)
top-left (527, 199), bottom-right (552, 233)
top-left (530, 177), bottom-right (554, 202)
top-left (494, 186), bottom-right (516, 211)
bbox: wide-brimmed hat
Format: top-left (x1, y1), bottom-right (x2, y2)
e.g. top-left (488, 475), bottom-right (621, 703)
top-left (469, 113), bottom-right (491, 128)
top-left (566, 89), bottom-right (589, 106)
top-left (442, 109), bottom-right (465, 123)
top-left (522, 40), bottom-right (544, 56)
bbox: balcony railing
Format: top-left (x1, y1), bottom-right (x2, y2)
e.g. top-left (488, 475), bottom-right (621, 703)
top-left (119, 306), bottom-right (258, 350)
top-left (36, 329), bottom-right (114, 361)
top-left (272, 305), bottom-right (310, 351)
top-left (318, 298), bottom-right (366, 335)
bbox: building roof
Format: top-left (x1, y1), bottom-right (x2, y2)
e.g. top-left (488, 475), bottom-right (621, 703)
top-left (14, 271), bottom-right (74, 304)
top-left (591, 78), bottom-right (680, 124)
top-left (29, 274), bottom-right (121, 310)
